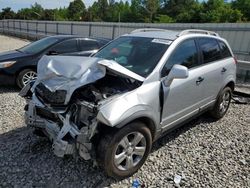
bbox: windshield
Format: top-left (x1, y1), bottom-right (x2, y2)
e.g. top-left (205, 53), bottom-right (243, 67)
top-left (19, 37), bottom-right (59, 54)
top-left (94, 36), bottom-right (170, 77)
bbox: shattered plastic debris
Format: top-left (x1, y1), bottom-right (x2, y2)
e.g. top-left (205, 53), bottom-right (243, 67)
top-left (132, 178), bottom-right (140, 188)
top-left (174, 174), bottom-right (182, 185)
top-left (239, 159), bottom-right (247, 165)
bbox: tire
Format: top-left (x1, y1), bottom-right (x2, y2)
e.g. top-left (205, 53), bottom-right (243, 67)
top-left (97, 122), bottom-right (152, 179)
top-left (17, 69), bottom-right (37, 89)
top-left (209, 87), bottom-right (232, 119)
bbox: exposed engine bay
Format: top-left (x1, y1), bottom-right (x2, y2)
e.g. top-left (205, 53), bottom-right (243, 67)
top-left (21, 55), bottom-right (142, 160)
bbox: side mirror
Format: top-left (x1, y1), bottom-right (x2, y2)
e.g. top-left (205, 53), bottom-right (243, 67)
top-left (163, 64), bottom-right (189, 86)
top-left (47, 50), bottom-right (59, 55)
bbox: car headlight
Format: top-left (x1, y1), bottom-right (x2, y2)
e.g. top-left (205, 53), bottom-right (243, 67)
top-left (0, 61), bottom-right (16, 68)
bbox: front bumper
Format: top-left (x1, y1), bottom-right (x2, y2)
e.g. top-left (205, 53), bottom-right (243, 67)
top-left (25, 98), bottom-right (79, 158)
top-left (0, 70), bottom-right (16, 85)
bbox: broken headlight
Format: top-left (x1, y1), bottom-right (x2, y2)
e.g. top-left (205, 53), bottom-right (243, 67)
top-left (35, 83), bottom-right (67, 105)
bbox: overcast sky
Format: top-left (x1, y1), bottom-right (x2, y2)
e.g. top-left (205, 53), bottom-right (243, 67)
top-left (0, 0), bottom-right (95, 12)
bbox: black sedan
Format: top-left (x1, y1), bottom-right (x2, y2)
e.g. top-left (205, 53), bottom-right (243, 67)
top-left (0, 35), bottom-right (110, 88)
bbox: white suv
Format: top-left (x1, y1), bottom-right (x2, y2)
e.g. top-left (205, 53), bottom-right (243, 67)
top-left (21, 29), bottom-right (236, 179)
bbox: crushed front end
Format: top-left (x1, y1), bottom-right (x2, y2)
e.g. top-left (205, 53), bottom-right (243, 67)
top-left (23, 85), bottom-right (99, 160)
top-left (20, 55), bottom-right (142, 160)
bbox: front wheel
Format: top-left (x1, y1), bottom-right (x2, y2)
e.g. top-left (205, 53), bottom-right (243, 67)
top-left (97, 122), bottom-right (152, 179)
top-left (209, 87), bottom-right (232, 119)
top-left (17, 69), bottom-right (37, 88)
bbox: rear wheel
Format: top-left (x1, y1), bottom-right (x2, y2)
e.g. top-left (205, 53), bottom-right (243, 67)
top-left (17, 69), bottom-right (37, 88)
top-left (97, 122), bottom-right (152, 179)
top-left (209, 87), bottom-right (232, 119)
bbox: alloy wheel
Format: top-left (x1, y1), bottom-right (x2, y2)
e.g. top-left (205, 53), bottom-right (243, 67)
top-left (114, 132), bottom-right (146, 171)
top-left (219, 91), bottom-right (230, 113)
top-left (22, 71), bottom-right (37, 86)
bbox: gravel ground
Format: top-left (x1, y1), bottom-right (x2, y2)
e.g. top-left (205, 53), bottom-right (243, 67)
top-left (0, 35), bottom-right (249, 187)
top-left (0, 35), bottom-right (29, 52)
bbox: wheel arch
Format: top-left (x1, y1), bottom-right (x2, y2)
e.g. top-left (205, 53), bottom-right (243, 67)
top-left (95, 115), bottom-right (158, 142)
top-left (15, 65), bottom-right (37, 78)
top-left (214, 80), bottom-right (235, 104)
top-left (225, 80), bottom-right (235, 91)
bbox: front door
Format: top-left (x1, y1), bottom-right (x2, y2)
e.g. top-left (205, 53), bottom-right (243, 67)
top-left (160, 39), bottom-right (205, 131)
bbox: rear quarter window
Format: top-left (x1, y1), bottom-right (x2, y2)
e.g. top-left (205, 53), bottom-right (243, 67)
top-left (198, 38), bottom-right (221, 64)
top-left (79, 40), bottom-right (99, 51)
top-left (218, 40), bottom-right (232, 58)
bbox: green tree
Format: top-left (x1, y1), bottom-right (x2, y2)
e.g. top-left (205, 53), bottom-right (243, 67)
top-left (155, 14), bottom-right (174, 23)
top-left (87, 1), bottom-right (103, 21)
top-left (119, 1), bottom-right (132, 22)
top-left (232, 0), bottom-right (250, 21)
top-left (97, 0), bottom-right (109, 21)
top-left (54, 8), bottom-right (69, 21)
top-left (30, 3), bottom-right (44, 19)
top-left (42, 9), bottom-right (56, 20)
top-left (201, 0), bottom-right (242, 22)
top-left (0, 7), bottom-right (15, 19)
top-left (16, 8), bottom-right (32, 20)
top-left (68, 0), bottom-right (86, 21)
top-left (15, 3), bottom-right (44, 20)
top-left (129, 0), bottom-right (145, 22)
top-left (162, 0), bottom-right (202, 22)
top-left (142, 0), bottom-right (160, 22)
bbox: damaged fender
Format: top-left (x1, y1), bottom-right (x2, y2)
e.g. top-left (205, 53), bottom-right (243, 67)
top-left (97, 82), bottom-right (161, 131)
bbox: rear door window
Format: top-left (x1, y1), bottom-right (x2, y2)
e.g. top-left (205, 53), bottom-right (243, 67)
top-left (50, 39), bottom-right (78, 54)
top-left (218, 40), bottom-right (232, 58)
top-left (79, 40), bottom-right (99, 51)
top-left (198, 38), bottom-right (221, 64)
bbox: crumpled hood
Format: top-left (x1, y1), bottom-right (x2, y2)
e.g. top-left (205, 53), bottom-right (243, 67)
top-left (98, 60), bottom-right (144, 82)
top-left (32, 55), bottom-right (144, 104)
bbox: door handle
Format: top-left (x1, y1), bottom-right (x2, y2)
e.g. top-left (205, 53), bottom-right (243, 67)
top-left (221, 67), bottom-right (227, 73)
top-left (196, 77), bottom-right (204, 85)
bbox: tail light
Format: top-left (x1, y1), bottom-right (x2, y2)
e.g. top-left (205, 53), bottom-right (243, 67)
top-left (233, 57), bottom-right (238, 64)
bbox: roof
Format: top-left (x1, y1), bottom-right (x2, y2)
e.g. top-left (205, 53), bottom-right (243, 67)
top-left (47, 35), bottom-right (110, 42)
top-left (128, 30), bottom-right (180, 40)
top-left (127, 29), bottom-right (220, 40)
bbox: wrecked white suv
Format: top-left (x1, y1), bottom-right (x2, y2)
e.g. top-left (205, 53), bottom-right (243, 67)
top-left (21, 29), bottom-right (236, 179)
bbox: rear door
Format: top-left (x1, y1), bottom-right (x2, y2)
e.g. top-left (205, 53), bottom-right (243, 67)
top-left (77, 39), bottom-right (100, 56)
top-left (196, 37), bottom-right (232, 107)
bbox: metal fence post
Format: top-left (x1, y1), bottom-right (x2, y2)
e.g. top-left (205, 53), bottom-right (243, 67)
top-left (3, 21), bottom-right (4, 34)
top-left (112, 24), bottom-right (116, 39)
top-left (56, 22), bottom-right (59, 34)
top-left (36, 21), bottom-right (38, 39)
top-left (7, 20), bottom-right (9, 35)
top-left (13, 21), bottom-right (16, 36)
top-left (89, 23), bottom-right (92, 37)
top-left (26, 21), bottom-right (29, 39)
top-left (45, 22), bottom-right (47, 36)
top-left (19, 20), bottom-right (21, 33)
top-left (71, 23), bottom-right (73, 35)
top-left (0, 21), bottom-right (2, 33)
